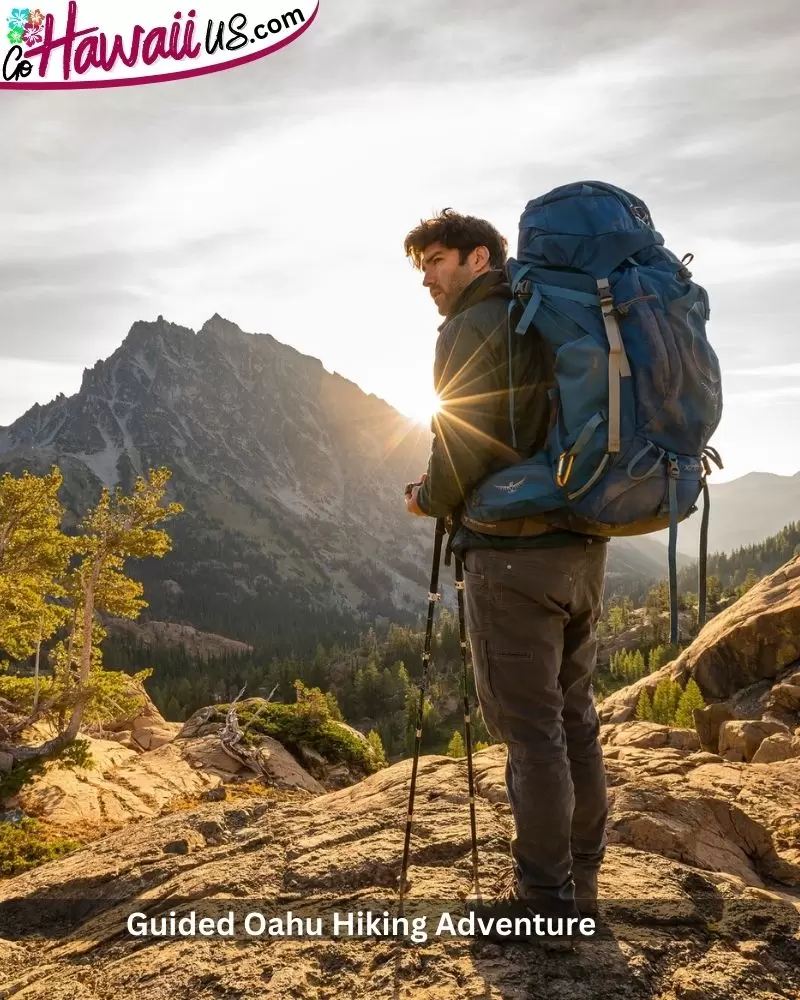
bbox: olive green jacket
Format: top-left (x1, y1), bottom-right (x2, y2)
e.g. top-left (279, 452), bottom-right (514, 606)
top-left (414, 270), bottom-right (558, 545)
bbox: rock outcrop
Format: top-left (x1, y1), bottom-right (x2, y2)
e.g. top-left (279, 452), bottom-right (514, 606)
top-left (8, 727), bottom-right (326, 838)
top-left (7, 737), bottom-right (222, 837)
top-left (598, 557), bottom-right (800, 765)
top-left (0, 736), bottom-right (797, 999)
top-left (85, 678), bottom-right (181, 753)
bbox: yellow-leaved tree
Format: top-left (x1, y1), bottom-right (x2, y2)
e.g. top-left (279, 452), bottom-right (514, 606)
top-left (1, 467), bottom-right (183, 761)
top-left (57, 467), bottom-right (183, 747)
top-left (0, 467), bottom-right (74, 660)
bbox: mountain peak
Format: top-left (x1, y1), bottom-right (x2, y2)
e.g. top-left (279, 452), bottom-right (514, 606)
top-left (120, 316), bottom-right (194, 351)
top-left (199, 314), bottom-right (246, 341)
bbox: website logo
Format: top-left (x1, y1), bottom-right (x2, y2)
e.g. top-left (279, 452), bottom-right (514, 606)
top-left (2, 0), bottom-right (318, 89)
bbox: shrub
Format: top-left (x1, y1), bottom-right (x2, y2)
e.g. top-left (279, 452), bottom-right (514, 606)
top-left (0, 817), bottom-right (79, 877)
top-left (223, 692), bottom-right (381, 775)
top-left (446, 730), bottom-right (465, 758)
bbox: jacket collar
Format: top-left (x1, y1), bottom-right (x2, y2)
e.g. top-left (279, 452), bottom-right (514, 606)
top-left (438, 269), bottom-right (510, 331)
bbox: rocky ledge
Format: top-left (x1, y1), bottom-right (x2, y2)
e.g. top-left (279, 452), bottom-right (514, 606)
top-left (0, 724), bottom-right (797, 1000)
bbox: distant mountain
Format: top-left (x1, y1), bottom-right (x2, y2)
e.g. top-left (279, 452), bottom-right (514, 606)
top-left (653, 471), bottom-right (800, 557)
top-left (0, 313), bottom-right (707, 649)
top-left (607, 535), bottom-right (693, 594)
top-left (0, 315), bottom-right (436, 650)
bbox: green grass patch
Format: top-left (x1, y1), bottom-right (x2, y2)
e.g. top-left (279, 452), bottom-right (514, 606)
top-left (0, 817), bottom-right (79, 877)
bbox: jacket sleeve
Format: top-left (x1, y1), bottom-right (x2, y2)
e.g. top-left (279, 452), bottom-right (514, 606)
top-left (416, 313), bottom-right (518, 518)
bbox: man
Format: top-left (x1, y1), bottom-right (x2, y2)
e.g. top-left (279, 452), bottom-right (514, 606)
top-left (403, 208), bottom-right (609, 928)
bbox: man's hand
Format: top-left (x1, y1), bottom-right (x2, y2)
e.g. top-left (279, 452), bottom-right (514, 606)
top-left (404, 474), bottom-right (427, 516)
top-left (405, 484), bottom-right (426, 516)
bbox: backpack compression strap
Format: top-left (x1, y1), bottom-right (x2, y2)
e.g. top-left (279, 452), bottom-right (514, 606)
top-left (509, 268), bottom-right (632, 459)
top-left (597, 279), bottom-right (632, 454)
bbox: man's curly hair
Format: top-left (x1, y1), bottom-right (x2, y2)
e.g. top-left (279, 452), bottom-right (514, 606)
top-left (404, 208), bottom-right (508, 270)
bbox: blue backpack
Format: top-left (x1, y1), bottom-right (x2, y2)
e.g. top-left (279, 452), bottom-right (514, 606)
top-left (461, 181), bottom-right (723, 642)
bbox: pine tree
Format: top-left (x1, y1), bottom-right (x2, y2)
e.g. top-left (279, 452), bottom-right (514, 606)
top-left (635, 689), bottom-right (653, 721)
top-left (9, 468), bottom-right (182, 758)
top-left (446, 730), bottom-right (465, 757)
top-left (651, 678), bottom-right (673, 724)
top-left (0, 467), bottom-right (74, 659)
top-left (669, 679), bottom-right (683, 723)
top-left (366, 730), bottom-right (387, 768)
top-left (607, 605), bottom-right (625, 636)
top-left (735, 567), bottom-right (759, 598)
top-left (674, 679), bottom-right (706, 729)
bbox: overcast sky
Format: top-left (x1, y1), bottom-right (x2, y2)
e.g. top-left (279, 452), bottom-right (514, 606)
top-left (1, 0), bottom-right (798, 482)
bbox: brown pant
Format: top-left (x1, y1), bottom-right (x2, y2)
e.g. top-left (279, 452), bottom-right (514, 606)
top-left (463, 539), bottom-right (608, 902)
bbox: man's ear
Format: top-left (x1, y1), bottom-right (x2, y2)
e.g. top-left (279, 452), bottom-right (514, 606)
top-left (473, 245), bottom-right (491, 272)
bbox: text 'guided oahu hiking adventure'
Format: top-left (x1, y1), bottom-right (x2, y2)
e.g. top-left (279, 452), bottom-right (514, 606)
top-left (1, 0), bottom-right (318, 88)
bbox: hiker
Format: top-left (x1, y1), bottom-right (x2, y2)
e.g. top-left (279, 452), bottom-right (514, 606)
top-left (402, 208), bottom-right (609, 923)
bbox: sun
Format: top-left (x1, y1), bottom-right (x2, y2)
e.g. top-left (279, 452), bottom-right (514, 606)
top-left (405, 387), bottom-right (442, 425)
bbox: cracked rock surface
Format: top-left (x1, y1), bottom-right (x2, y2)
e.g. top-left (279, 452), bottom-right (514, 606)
top-left (0, 733), bottom-right (798, 1000)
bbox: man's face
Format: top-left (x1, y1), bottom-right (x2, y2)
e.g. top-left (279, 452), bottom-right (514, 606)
top-left (420, 242), bottom-right (485, 317)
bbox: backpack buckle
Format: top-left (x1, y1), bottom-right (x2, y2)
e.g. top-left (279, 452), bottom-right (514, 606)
top-left (596, 278), bottom-right (614, 303)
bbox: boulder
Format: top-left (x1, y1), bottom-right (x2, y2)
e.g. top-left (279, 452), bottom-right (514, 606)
top-left (180, 734), bottom-right (324, 794)
top-left (717, 720), bottom-right (790, 762)
top-left (751, 732), bottom-right (800, 764)
top-left (129, 721), bottom-right (182, 751)
top-left (176, 705), bottom-right (218, 740)
top-left (693, 702), bottom-right (736, 753)
top-left (600, 721), bottom-right (700, 752)
top-left (598, 556), bottom-right (800, 724)
top-left (768, 682), bottom-right (800, 713)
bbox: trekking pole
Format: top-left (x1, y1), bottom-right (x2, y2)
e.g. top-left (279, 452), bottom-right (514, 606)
top-left (398, 516), bottom-right (446, 916)
top-left (454, 555), bottom-right (481, 902)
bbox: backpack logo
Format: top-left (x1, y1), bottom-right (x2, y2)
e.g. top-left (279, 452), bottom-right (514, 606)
top-left (495, 477), bottom-right (527, 494)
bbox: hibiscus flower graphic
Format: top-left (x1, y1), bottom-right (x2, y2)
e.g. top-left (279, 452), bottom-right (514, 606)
top-left (27, 7), bottom-right (44, 26)
top-left (7, 25), bottom-right (23, 44)
top-left (6, 7), bottom-right (30, 31)
top-left (22, 20), bottom-right (41, 44)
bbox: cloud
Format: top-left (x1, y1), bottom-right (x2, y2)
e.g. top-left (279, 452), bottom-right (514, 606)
top-left (727, 363), bottom-right (800, 378)
top-left (726, 385), bottom-right (800, 404)
top-left (1, 0), bottom-right (799, 476)
top-left (0, 359), bottom-right (83, 426)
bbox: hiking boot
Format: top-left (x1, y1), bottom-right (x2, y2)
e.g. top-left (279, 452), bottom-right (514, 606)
top-left (572, 867), bottom-right (599, 917)
top-left (469, 872), bottom-right (580, 950)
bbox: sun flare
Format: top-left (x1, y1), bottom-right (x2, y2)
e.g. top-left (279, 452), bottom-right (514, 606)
top-left (405, 388), bottom-right (441, 425)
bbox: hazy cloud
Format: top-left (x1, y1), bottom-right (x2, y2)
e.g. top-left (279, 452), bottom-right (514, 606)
top-left (1, 0), bottom-right (798, 478)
